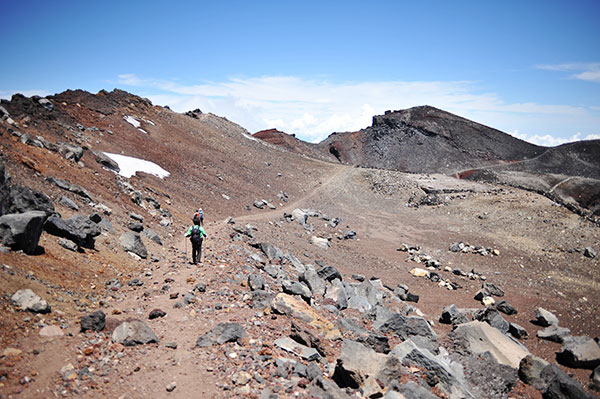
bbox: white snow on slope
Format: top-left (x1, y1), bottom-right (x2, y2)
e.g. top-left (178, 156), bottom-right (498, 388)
top-left (124, 115), bottom-right (140, 128)
top-left (103, 152), bottom-right (170, 179)
top-left (241, 132), bottom-right (258, 142)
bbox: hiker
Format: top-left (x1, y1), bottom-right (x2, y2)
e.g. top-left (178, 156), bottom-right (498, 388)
top-left (185, 218), bottom-right (207, 264)
top-left (193, 208), bottom-right (204, 226)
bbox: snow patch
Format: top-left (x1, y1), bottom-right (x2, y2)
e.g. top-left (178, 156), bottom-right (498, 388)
top-left (241, 132), bottom-right (258, 142)
top-left (102, 152), bottom-right (170, 179)
top-left (138, 128), bottom-right (147, 134)
top-left (124, 115), bottom-right (140, 128)
top-left (144, 119), bottom-right (155, 126)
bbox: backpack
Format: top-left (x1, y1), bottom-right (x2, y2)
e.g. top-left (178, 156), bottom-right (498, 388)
top-left (190, 225), bottom-right (203, 244)
top-left (193, 210), bottom-right (203, 224)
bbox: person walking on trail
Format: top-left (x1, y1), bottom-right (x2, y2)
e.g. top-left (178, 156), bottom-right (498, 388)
top-left (193, 208), bottom-right (204, 226)
top-left (185, 219), bottom-right (207, 264)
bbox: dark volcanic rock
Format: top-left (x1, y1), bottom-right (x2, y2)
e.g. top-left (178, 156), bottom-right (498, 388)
top-left (317, 265), bottom-right (342, 282)
top-left (316, 106), bottom-right (542, 174)
top-left (195, 322), bottom-right (247, 347)
top-left (440, 304), bottom-right (470, 326)
top-left (120, 232), bottom-right (147, 258)
top-left (0, 211), bottom-right (46, 254)
top-left (7, 185), bottom-right (55, 215)
top-left (149, 309), bottom-right (166, 319)
top-left (80, 310), bottom-right (106, 332)
top-left (44, 214), bottom-right (101, 249)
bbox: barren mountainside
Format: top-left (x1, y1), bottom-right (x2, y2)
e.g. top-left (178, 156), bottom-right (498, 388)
top-left (0, 90), bottom-right (599, 399)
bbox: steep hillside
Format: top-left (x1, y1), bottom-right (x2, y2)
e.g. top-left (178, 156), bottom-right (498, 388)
top-left (318, 106), bottom-right (544, 173)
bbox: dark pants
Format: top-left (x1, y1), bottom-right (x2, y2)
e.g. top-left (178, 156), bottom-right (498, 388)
top-left (191, 239), bottom-right (203, 264)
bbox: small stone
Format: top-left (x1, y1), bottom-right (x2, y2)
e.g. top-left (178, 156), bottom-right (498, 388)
top-left (409, 268), bottom-right (430, 278)
top-left (149, 309), bottom-right (166, 319)
top-left (482, 296), bottom-right (496, 306)
top-left (166, 382), bottom-right (176, 392)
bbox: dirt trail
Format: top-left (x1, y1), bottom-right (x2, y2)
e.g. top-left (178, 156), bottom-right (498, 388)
top-left (236, 164), bottom-right (346, 223)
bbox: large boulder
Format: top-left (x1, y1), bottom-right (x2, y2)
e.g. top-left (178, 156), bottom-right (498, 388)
top-left (300, 270), bottom-right (326, 297)
top-left (120, 231), bottom-right (147, 258)
top-left (317, 265), bottom-right (342, 282)
top-left (282, 280), bottom-right (312, 301)
top-left (44, 214), bottom-right (101, 249)
top-left (332, 340), bottom-right (386, 389)
top-left (541, 363), bottom-right (592, 399)
top-left (449, 321), bottom-right (530, 369)
top-left (0, 211), bottom-right (46, 254)
top-left (385, 340), bottom-right (474, 398)
top-left (291, 208), bottom-right (308, 225)
top-left (324, 279), bottom-right (348, 309)
top-left (274, 336), bottom-right (320, 361)
top-left (47, 177), bottom-right (93, 201)
top-left (556, 336), bottom-right (600, 369)
top-left (378, 314), bottom-right (439, 354)
top-left (112, 320), bottom-right (158, 346)
top-left (11, 289), bottom-right (50, 313)
top-left (252, 242), bottom-right (284, 260)
top-left (474, 307), bottom-right (510, 334)
top-left (7, 185), bottom-right (54, 215)
top-left (271, 293), bottom-right (341, 340)
top-left (534, 307), bottom-right (559, 327)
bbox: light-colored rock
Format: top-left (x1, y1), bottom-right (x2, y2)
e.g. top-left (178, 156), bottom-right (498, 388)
top-left (271, 293), bottom-right (340, 340)
top-left (111, 320), bottom-right (158, 346)
top-left (39, 325), bottom-right (64, 337)
top-left (274, 336), bottom-right (320, 361)
top-left (409, 268), bottom-right (430, 278)
top-left (557, 336), bottom-right (600, 369)
top-left (2, 348), bottom-right (22, 358)
top-left (310, 236), bottom-right (330, 250)
top-left (291, 208), bottom-right (308, 225)
top-left (11, 289), bottom-right (50, 313)
top-left (335, 340), bottom-right (387, 389)
top-left (450, 321), bottom-right (530, 369)
top-left (534, 307), bottom-right (558, 327)
top-left (482, 296), bottom-right (495, 306)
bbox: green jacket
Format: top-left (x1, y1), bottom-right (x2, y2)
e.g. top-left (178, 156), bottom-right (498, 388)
top-left (185, 225), bottom-right (207, 238)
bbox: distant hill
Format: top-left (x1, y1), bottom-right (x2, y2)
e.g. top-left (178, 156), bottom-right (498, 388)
top-left (253, 129), bottom-right (336, 162)
top-left (253, 106), bottom-right (600, 217)
top-left (317, 106), bottom-right (544, 174)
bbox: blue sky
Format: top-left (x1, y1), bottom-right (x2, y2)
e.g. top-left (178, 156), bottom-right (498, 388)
top-left (1, 1), bottom-right (599, 146)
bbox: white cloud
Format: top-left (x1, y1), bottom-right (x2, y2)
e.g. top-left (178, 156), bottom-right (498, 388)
top-left (536, 62), bottom-right (600, 83)
top-left (117, 74), bottom-right (599, 144)
top-left (508, 131), bottom-right (600, 147)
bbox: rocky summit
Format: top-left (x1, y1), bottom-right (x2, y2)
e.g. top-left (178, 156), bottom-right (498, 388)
top-left (0, 89), bottom-right (598, 398)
